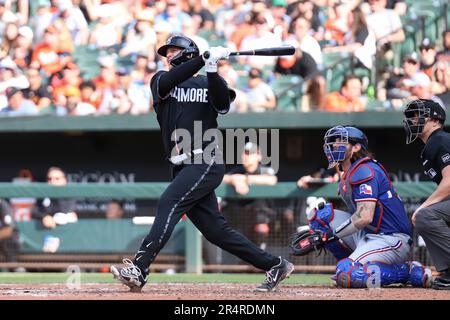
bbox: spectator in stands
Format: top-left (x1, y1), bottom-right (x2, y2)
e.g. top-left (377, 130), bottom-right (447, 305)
top-left (365, 0), bottom-right (405, 50)
top-left (154, 0), bottom-right (191, 34)
top-left (245, 67), bottom-right (276, 112)
top-left (0, 57), bottom-right (29, 94)
top-left (286, 0), bottom-right (325, 36)
top-left (361, 0), bottom-right (408, 16)
top-left (187, 0), bottom-right (215, 31)
top-left (0, 20), bottom-right (17, 56)
top-left (109, 67), bottom-right (133, 114)
top-left (28, 1), bottom-right (54, 46)
top-left (297, 167), bottom-right (339, 189)
top-left (218, 59), bottom-right (248, 113)
top-left (323, 0), bottom-right (351, 47)
top-left (32, 166), bottom-right (78, 229)
top-left (22, 67), bottom-right (52, 112)
top-left (12, 26), bottom-right (34, 69)
top-left (323, 5), bottom-right (376, 70)
top-left (130, 52), bottom-right (151, 82)
top-left (105, 200), bottom-right (125, 220)
top-left (270, 0), bottom-right (291, 41)
top-left (408, 72), bottom-right (446, 108)
top-left (222, 142), bottom-right (278, 249)
top-left (437, 29), bottom-right (450, 63)
top-left (274, 42), bottom-right (318, 78)
top-left (0, 87), bottom-right (38, 116)
top-left (432, 61), bottom-right (450, 107)
top-left (78, 80), bottom-right (101, 111)
top-left (239, 12), bottom-right (282, 69)
top-left (88, 8), bottom-right (122, 49)
top-left (0, 0), bottom-right (9, 37)
top-left (289, 16), bottom-right (323, 68)
top-left (94, 56), bottom-right (119, 113)
top-left (419, 38), bottom-right (438, 80)
top-left (215, 0), bottom-right (249, 42)
top-left (119, 8), bottom-right (157, 60)
top-left (128, 64), bottom-right (154, 115)
top-left (51, 61), bottom-right (82, 114)
top-left (386, 52), bottom-right (428, 101)
top-left (323, 74), bottom-right (366, 112)
top-left (56, 0), bottom-right (89, 46)
top-left (31, 25), bottom-right (65, 77)
top-left (0, 198), bottom-right (20, 267)
top-left (181, 16), bottom-right (209, 54)
top-left (301, 73), bottom-right (327, 111)
top-left (226, 5), bottom-right (257, 52)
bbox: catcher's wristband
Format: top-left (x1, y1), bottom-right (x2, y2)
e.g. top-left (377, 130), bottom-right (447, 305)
top-left (334, 218), bottom-right (358, 238)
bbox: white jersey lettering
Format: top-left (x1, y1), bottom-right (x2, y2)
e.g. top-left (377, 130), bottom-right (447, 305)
top-left (171, 87), bottom-right (209, 103)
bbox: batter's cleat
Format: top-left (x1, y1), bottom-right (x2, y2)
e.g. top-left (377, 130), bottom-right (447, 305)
top-left (431, 270), bottom-right (450, 290)
top-left (255, 257), bottom-right (295, 292)
top-left (110, 258), bottom-right (147, 292)
top-left (408, 261), bottom-right (432, 288)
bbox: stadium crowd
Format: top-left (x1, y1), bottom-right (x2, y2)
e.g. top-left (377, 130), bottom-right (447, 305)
top-left (0, 0), bottom-right (448, 116)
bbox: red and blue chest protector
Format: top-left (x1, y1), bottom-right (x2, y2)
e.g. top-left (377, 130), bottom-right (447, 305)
top-left (338, 157), bottom-right (412, 237)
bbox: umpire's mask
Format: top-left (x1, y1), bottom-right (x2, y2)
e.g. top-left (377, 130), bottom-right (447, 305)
top-left (157, 35), bottom-right (199, 67)
top-left (403, 99), bottom-right (446, 144)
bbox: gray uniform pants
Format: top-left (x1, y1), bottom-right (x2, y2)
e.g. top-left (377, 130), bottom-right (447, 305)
top-left (415, 198), bottom-right (450, 272)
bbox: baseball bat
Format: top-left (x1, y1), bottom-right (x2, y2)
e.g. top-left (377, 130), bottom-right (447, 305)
top-left (203, 46), bottom-right (295, 59)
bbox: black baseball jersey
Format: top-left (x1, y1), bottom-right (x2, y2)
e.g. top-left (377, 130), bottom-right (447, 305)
top-left (420, 129), bottom-right (450, 184)
top-left (151, 71), bottom-right (229, 158)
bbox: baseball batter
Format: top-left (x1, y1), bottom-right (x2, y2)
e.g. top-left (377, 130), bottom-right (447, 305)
top-left (403, 99), bottom-right (450, 290)
top-left (291, 125), bottom-right (432, 288)
top-left (110, 35), bottom-right (293, 292)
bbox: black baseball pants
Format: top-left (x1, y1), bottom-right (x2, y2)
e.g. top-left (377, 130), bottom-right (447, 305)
top-left (133, 157), bottom-right (279, 274)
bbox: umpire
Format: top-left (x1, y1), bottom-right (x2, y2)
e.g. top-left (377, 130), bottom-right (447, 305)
top-left (111, 35), bottom-right (293, 292)
top-left (403, 98), bottom-right (450, 290)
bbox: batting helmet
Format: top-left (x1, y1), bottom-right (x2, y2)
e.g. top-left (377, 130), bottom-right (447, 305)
top-left (403, 99), bottom-right (446, 144)
top-left (157, 35), bottom-right (199, 67)
top-left (323, 126), bottom-right (369, 169)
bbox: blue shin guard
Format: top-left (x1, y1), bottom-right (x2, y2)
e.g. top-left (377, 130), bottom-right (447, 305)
top-left (334, 258), bottom-right (410, 288)
top-left (409, 261), bottom-right (432, 288)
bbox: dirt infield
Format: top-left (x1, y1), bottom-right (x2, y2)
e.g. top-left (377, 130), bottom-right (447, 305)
top-left (0, 283), bottom-right (449, 300)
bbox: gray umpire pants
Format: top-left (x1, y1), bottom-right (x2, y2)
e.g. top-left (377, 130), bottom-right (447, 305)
top-left (415, 198), bottom-right (450, 272)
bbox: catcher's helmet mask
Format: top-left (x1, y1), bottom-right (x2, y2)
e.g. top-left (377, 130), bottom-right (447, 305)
top-left (403, 99), bottom-right (446, 144)
top-left (323, 126), bottom-right (369, 169)
top-left (158, 35), bottom-right (199, 67)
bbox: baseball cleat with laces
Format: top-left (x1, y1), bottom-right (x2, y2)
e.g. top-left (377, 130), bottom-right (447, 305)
top-left (255, 257), bottom-right (295, 292)
top-left (110, 258), bottom-right (147, 292)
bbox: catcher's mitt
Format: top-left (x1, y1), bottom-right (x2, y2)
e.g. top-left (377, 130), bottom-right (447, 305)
top-left (289, 227), bottom-right (336, 256)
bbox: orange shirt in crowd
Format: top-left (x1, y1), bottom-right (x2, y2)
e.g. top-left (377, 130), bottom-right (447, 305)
top-left (31, 43), bottom-right (63, 76)
top-left (323, 91), bottom-right (365, 112)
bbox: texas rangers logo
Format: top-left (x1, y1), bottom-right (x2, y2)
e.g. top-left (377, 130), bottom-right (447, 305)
top-left (359, 184), bottom-right (373, 196)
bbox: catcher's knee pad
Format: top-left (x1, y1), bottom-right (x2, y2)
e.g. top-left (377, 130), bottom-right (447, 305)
top-left (335, 258), bottom-right (368, 288)
top-left (408, 261), bottom-right (432, 288)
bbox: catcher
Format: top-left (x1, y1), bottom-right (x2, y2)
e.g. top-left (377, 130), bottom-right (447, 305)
top-left (290, 125), bottom-right (432, 288)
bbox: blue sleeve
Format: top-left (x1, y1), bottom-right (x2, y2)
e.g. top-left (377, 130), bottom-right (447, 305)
top-left (352, 173), bottom-right (379, 203)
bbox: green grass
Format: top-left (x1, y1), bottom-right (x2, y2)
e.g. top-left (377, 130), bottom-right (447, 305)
top-left (0, 273), bottom-right (333, 285)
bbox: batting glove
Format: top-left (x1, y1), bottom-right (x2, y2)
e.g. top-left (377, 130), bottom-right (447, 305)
top-left (203, 46), bottom-right (231, 73)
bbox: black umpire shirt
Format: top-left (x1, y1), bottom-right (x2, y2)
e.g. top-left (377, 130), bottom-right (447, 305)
top-left (150, 57), bottom-right (235, 160)
top-left (421, 128), bottom-right (450, 184)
